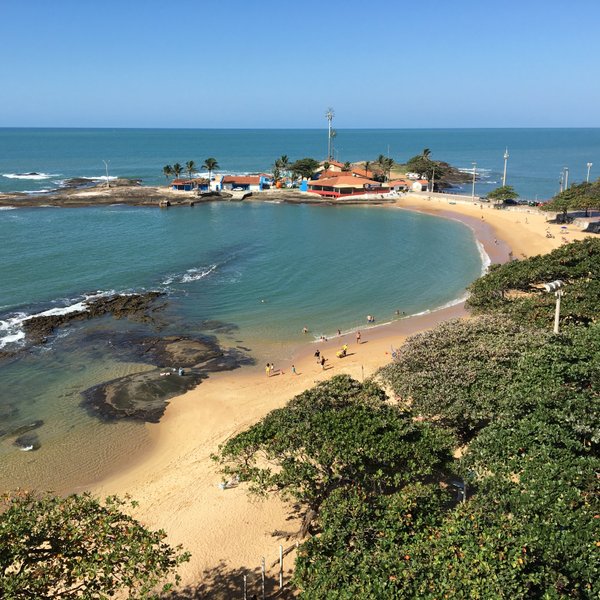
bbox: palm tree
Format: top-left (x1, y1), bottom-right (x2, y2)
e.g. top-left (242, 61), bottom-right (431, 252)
top-left (185, 160), bottom-right (196, 182)
top-left (376, 155), bottom-right (394, 182)
top-left (162, 164), bottom-right (173, 182)
top-left (172, 163), bottom-right (183, 179)
top-left (422, 148), bottom-right (431, 158)
top-left (202, 158), bottom-right (219, 190)
top-left (364, 161), bottom-right (371, 177)
top-left (274, 155), bottom-right (290, 182)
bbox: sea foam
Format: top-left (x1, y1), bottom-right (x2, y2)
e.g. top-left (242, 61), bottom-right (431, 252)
top-left (2, 172), bottom-right (59, 180)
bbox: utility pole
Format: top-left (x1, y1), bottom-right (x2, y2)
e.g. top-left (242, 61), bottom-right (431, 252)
top-left (430, 166), bottom-right (436, 192)
top-left (325, 108), bottom-right (334, 161)
top-left (102, 160), bottom-right (110, 188)
top-left (471, 162), bottom-right (477, 200)
top-left (564, 167), bottom-right (569, 190)
top-left (586, 162), bottom-right (593, 183)
top-left (502, 148), bottom-right (509, 187)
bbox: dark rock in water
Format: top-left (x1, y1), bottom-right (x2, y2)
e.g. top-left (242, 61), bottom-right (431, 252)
top-left (85, 330), bottom-right (225, 368)
top-left (136, 335), bottom-right (222, 368)
top-left (200, 320), bottom-right (240, 334)
top-left (61, 178), bottom-right (98, 189)
top-left (14, 432), bottom-right (41, 451)
top-left (21, 291), bottom-right (164, 346)
top-left (1, 419), bottom-right (44, 439)
top-left (81, 368), bottom-right (206, 423)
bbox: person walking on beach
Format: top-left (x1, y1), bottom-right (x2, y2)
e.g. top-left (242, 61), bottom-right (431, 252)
top-left (320, 356), bottom-right (326, 370)
top-left (292, 364), bottom-right (297, 375)
top-left (265, 363), bottom-right (271, 377)
top-left (356, 330), bottom-right (361, 344)
top-left (314, 349), bottom-right (320, 363)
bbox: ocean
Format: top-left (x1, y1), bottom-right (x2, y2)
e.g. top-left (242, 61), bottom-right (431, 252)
top-left (1, 128), bottom-right (599, 199)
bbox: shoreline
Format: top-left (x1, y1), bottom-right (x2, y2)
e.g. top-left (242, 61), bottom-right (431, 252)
top-left (88, 195), bottom-right (594, 588)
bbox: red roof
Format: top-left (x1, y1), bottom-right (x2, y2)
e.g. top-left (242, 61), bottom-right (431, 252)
top-left (308, 175), bottom-right (381, 188)
top-left (222, 175), bottom-right (261, 185)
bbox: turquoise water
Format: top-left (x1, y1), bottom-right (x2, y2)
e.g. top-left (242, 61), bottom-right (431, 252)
top-left (1, 128), bottom-right (599, 199)
top-left (0, 202), bottom-right (482, 490)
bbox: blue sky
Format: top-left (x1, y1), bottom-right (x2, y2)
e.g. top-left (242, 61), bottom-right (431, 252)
top-left (1, 0), bottom-right (599, 128)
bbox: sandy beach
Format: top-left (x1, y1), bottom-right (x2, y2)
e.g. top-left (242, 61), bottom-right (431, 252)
top-left (91, 194), bottom-right (593, 593)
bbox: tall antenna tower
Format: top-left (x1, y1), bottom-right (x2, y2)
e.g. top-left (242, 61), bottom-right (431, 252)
top-left (325, 107), bottom-right (335, 161)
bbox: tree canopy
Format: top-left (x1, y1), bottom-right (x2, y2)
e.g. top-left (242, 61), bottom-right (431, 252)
top-left (0, 492), bottom-right (190, 599)
top-left (290, 158), bottom-right (320, 180)
top-left (216, 375), bottom-right (453, 534)
top-left (542, 179), bottom-right (600, 218)
top-left (486, 185), bottom-right (519, 202)
top-left (404, 150), bottom-right (447, 183)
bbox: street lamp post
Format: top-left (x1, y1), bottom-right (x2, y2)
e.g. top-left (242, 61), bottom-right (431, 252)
top-left (102, 160), bottom-right (110, 188)
top-left (564, 167), bottom-right (569, 190)
top-left (502, 148), bottom-right (509, 187)
top-left (430, 166), bottom-right (436, 193)
top-left (586, 162), bottom-right (593, 183)
top-left (559, 171), bottom-right (564, 194)
top-left (543, 280), bottom-right (564, 334)
top-left (471, 162), bottom-right (477, 200)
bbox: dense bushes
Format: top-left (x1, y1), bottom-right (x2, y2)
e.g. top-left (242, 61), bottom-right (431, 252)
top-left (466, 238), bottom-right (600, 327)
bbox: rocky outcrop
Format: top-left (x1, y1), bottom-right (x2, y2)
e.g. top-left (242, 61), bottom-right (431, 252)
top-left (81, 342), bottom-right (253, 422)
top-left (21, 292), bottom-right (164, 346)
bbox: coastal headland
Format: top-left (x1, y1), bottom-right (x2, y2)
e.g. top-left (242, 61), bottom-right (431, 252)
top-left (82, 192), bottom-right (593, 592)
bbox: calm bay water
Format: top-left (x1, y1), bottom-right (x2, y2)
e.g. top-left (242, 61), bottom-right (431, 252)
top-left (1, 128), bottom-right (599, 199)
top-left (0, 202), bottom-right (482, 490)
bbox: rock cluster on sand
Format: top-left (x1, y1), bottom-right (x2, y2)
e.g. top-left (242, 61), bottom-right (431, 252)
top-left (81, 336), bottom-right (253, 422)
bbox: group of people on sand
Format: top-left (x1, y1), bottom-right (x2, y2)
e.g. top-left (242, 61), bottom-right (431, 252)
top-left (265, 362), bottom-right (298, 377)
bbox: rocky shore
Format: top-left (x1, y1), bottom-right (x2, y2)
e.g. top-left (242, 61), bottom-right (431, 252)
top-left (0, 179), bottom-right (312, 208)
top-left (0, 179), bottom-right (391, 208)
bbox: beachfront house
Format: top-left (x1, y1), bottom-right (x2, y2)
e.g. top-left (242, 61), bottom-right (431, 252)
top-left (388, 179), bottom-right (410, 192)
top-left (171, 178), bottom-right (209, 191)
top-left (318, 160), bottom-right (375, 179)
top-left (306, 174), bottom-right (387, 198)
top-left (411, 179), bottom-right (429, 192)
top-left (221, 174), bottom-right (272, 192)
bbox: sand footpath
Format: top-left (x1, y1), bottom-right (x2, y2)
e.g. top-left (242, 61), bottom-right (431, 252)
top-left (92, 196), bottom-right (592, 590)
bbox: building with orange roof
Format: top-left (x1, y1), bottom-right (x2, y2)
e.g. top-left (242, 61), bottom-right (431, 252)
top-left (387, 179), bottom-right (410, 192)
top-left (411, 179), bottom-right (430, 192)
top-left (307, 174), bottom-right (387, 198)
top-left (221, 174), bottom-right (272, 191)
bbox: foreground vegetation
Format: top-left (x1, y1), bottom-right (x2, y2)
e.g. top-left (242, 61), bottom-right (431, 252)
top-left (218, 238), bottom-right (600, 598)
top-left (0, 492), bottom-right (189, 599)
